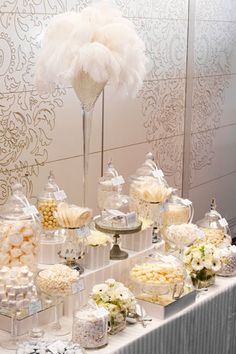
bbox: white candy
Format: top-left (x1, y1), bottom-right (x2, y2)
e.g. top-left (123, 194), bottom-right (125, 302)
top-left (9, 233), bottom-right (23, 246)
top-left (20, 254), bottom-right (35, 266)
top-left (21, 241), bottom-right (33, 255)
top-left (10, 247), bottom-right (23, 258)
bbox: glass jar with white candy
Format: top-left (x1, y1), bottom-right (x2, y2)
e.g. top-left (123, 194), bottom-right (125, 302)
top-left (0, 183), bottom-right (40, 271)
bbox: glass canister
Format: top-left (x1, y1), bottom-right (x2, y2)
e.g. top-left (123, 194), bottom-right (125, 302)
top-left (55, 202), bottom-right (92, 273)
top-left (0, 183), bottom-right (40, 270)
top-left (129, 153), bottom-right (173, 220)
top-left (160, 193), bottom-right (194, 227)
top-left (97, 161), bottom-right (124, 211)
top-left (196, 199), bottom-right (231, 247)
top-left (101, 193), bottom-right (138, 229)
top-left (37, 171), bottom-right (66, 238)
top-left (130, 254), bottom-right (185, 302)
top-left (72, 303), bottom-right (109, 349)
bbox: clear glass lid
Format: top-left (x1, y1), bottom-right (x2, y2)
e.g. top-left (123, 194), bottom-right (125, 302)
top-left (0, 183), bottom-right (34, 221)
top-left (130, 152), bottom-right (169, 187)
top-left (98, 161), bottom-right (122, 187)
top-left (38, 171), bottom-right (60, 200)
top-left (197, 199), bottom-right (226, 230)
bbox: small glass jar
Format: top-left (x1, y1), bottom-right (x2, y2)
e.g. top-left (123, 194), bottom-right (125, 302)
top-left (0, 183), bottom-right (40, 270)
top-left (97, 162), bottom-right (123, 211)
top-left (72, 304), bottom-right (108, 349)
top-left (37, 171), bottom-right (66, 238)
top-left (160, 193), bottom-right (194, 227)
top-left (196, 199), bottom-right (231, 247)
top-left (58, 228), bottom-right (87, 274)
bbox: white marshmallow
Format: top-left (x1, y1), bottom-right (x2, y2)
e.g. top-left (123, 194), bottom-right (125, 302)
top-left (8, 233), bottom-right (23, 246)
top-left (10, 247), bottom-right (23, 258)
top-left (21, 241), bottom-right (33, 254)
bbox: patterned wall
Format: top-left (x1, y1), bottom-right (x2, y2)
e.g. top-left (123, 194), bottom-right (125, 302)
top-left (0, 0), bottom-right (235, 230)
top-left (188, 0), bottom-right (236, 233)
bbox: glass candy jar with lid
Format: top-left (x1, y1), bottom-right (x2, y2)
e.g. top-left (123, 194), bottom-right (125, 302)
top-left (160, 192), bottom-right (194, 230)
top-left (37, 171), bottom-right (66, 238)
top-left (129, 152), bottom-right (173, 242)
top-left (0, 183), bottom-right (40, 270)
top-left (130, 253), bottom-right (186, 302)
top-left (101, 193), bottom-right (138, 229)
top-left (97, 161), bottom-right (123, 211)
top-left (196, 199), bottom-right (231, 247)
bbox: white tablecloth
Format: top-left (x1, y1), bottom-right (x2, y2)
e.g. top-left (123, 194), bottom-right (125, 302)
top-left (1, 277), bottom-right (236, 354)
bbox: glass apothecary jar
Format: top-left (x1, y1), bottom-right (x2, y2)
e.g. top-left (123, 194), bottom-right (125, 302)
top-left (101, 193), bottom-right (138, 229)
top-left (130, 254), bottom-right (185, 303)
top-left (72, 302), bottom-right (109, 349)
top-left (37, 171), bottom-right (66, 239)
top-left (160, 193), bottom-right (194, 228)
top-left (0, 183), bottom-right (40, 270)
top-left (196, 199), bottom-right (231, 247)
top-left (129, 153), bottom-right (173, 242)
top-left (97, 162), bottom-right (123, 211)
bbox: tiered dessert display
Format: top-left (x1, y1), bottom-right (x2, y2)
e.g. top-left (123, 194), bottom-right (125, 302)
top-left (95, 193), bottom-right (142, 260)
top-left (38, 171), bottom-right (66, 265)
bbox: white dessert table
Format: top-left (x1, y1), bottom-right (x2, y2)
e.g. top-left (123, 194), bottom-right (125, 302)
top-left (1, 256), bottom-right (236, 353)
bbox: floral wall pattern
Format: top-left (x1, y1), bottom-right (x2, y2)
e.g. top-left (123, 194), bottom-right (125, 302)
top-left (0, 0), bottom-right (235, 233)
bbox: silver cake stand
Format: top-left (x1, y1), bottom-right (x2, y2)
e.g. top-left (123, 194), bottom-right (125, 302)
top-left (95, 217), bottom-right (142, 260)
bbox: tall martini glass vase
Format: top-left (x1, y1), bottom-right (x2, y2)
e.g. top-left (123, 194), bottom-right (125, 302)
top-left (72, 71), bottom-right (106, 206)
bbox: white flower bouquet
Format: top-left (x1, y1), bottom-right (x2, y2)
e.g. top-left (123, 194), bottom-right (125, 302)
top-left (91, 279), bottom-right (136, 334)
top-left (184, 243), bottom-right (222, 288)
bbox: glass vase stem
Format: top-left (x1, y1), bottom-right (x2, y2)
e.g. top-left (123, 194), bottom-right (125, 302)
top-left (82, 107), bottom-right (93, 207)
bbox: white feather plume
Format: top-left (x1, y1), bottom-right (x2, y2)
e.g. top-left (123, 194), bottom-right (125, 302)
top-left (35, 0), bottom-right (147, 96)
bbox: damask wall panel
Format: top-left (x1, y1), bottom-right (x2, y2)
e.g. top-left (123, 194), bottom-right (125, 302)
top-left (133, 19), bottom-right (187, 81)
top-left (189, 171), bottom-right (236, 223)
top-left (115, 0), bottom-right (188, 20)
top-left (0, 12), bottom-right (52, 93)
top-left (194, 20), bottom-right (236, 77)
top-left (196, 0), bottom-right (236, 22)
top-left (188, 0), bottom-right (236, 229)
top-left (0, 0), bottom-right (68, 14)
top-left (190, 124), bottom-right (236, 188)
top-left (104, 79), bottom-right (185, 151)
top-left (190, 75), bottom-right (236, 134)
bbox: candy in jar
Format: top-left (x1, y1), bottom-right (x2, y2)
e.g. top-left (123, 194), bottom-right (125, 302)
top-left (97, 161), bottom-right (123, 211)
top-left (72, 303), bottom-right (109, 349)
top-left (37, 171), bottom-right (66, 237)
top-left (0, 183), bottom-right (40, 270)
top-left (196, 199), bottom-right (231, 247)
